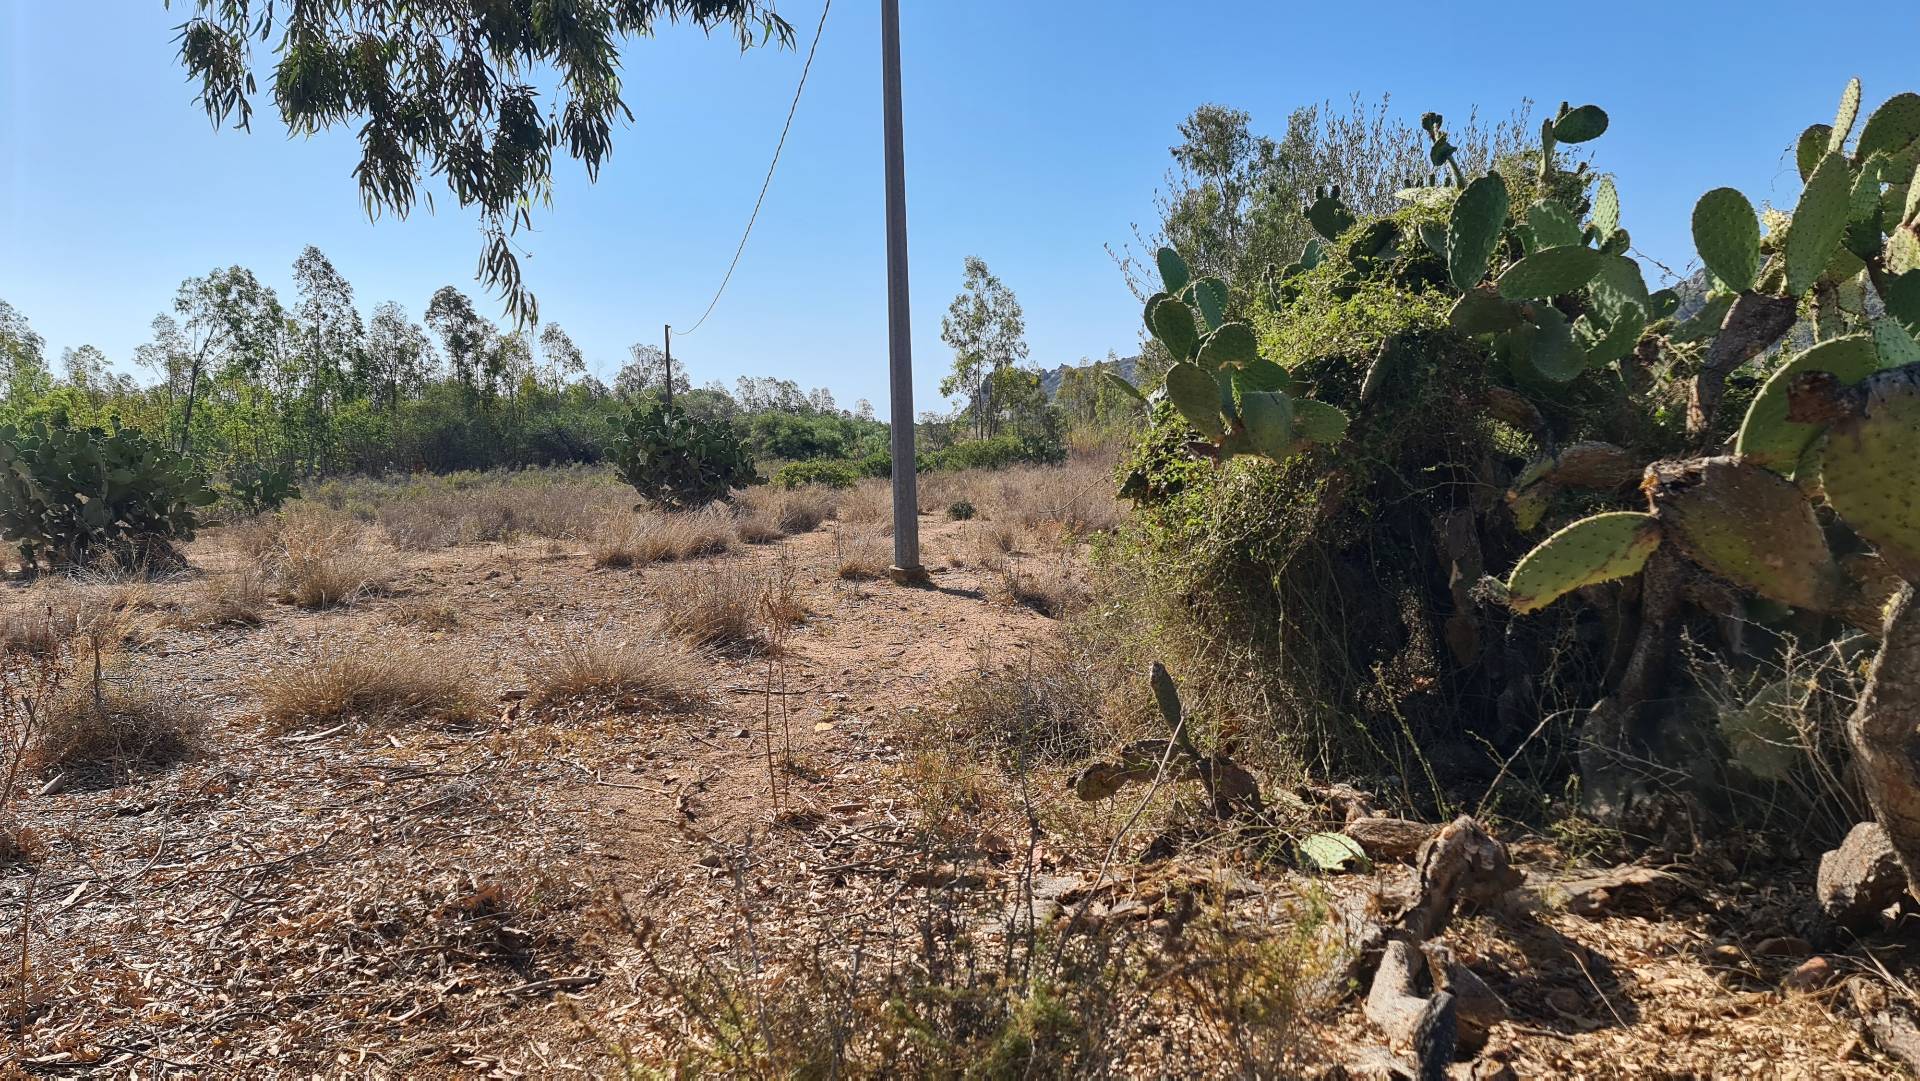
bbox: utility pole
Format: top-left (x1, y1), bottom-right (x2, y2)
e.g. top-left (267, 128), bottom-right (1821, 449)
top-left (663, 323), bottom-right (674, 408)
top-left (881, 0), bottom-right (926, 585)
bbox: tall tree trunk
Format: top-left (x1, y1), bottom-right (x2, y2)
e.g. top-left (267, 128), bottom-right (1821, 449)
top-left (1849, 586), bottom-right (1920, 899)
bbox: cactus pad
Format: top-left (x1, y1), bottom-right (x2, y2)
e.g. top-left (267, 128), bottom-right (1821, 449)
top-left (1449, 286), bottom-right (1523, 335)
top-left (1447, 173), bottom-right (1510, 291)
top-left (1198, 322), bottom-right (1259, 369)
top-left (1240, 390), bottom-right (1295, 458)
top-left (1592, 177), bottom-right (1621, 240)
top-left (1192, 276), bottom-right (1229, 331)
top-left (1102, 370), bottom-right (1147, 403)
top-left (1831, 77), bottom-right (1864, 153)
top-left (1233, 357), bottom-right (1294, 394)
top-left (1506, 511), bottom-right (1663, 614)
top-left (1164, 362), bottom-right (1225, 439)
top-left (1692, 187), bottom-right (1761, 292)
top-left (1815, 364), bottom-right (1920, 582)
top-left (1646, 456), bottom-right (1844, 611)
top-left (1306, 192), bottom-right (1356, 241)
top-left (1497, 244), bottom-right (1607, 299)
top-left (1156, 247), bottom-right (1191, 293)
top-left (1551, 104), bottom-right (1609, 144)
top-left (1524, 199), bottom-right (1583, 251)
top-left (1856, 92), bottom-right (1920, 164)
top-left (1797, 125), bottom-right (1833, 181)
top-left (1786, 152), bottom-right (1856, 297)
top-left (1151, 297), bottom-right (1200, 360)
top-left (1887, 270), bottom-right (1920, 337)
top-left (1736, 334), bottom-right (1879, 473)
top-left (1291, 399), bottom-right (1350, 446)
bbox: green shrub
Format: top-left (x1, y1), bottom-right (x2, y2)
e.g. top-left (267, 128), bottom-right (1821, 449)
top-left (856, 449), bottom-right (893, 478)
top-left (0, 419), bottom-right (217, 569)
top-left (222, 461), bottom-right (302, 516)
top-left (609, 400), bottom-right (754, 509)
top-left (947, 500), bottom-right (977, 521)
top-left (773, 459), bottom-right (861, 490)
top-left (929, 432), bottom-right (1066, 472)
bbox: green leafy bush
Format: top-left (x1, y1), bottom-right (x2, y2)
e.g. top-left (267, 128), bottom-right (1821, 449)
top-left (609, 400), bottom-right (755, 509)
top-left (929, 432), bottom-right (1066, 472)
top-left (0, 419), bottom-right (217, 568)
top-left (773, 459), bottom-right (861, 490)
top-left (222, 461), bottom-right (302, 516)
top-left (947, 500), bottom-right (977, 521)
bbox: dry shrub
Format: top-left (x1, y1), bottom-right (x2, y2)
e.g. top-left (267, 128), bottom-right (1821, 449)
top-left (733, 511), bottom-right (785, 545)
top-left (656, 564), bottom-right (802, 652)
top-left (174, 566), bottom-right (271, 628)
top-left (0, 608), bottom-right (62, 658)
top-left (526, 630), bottom-right (709, 711)
top-left (259, 643), bottom-right (480, 729)
top-left (592, 508), bottom-right (734, 568)
top-left (992, 562), bottom-right (1091, 620)
top-left (979, 462), bottom-right (1123, 539)
top-left (836, 479), bottom-right (891, 527)
top-left (31, 680), bottom-right (203, 781)
top-left (833, 526), bottom-right (892, 581)
top-left (273, 508), bottom-right (392, 609)
top-left (735, 486), bottom-right (834, 540)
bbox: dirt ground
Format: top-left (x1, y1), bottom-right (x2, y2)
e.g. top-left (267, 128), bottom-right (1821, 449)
top-left (3, 507), bottom-right (1916, 1077)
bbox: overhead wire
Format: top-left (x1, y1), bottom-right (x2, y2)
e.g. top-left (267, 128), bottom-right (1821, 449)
top-left (672, 0), bottom-right (832, 337)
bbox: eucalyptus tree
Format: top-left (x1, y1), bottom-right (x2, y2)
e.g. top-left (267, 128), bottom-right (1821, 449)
top-left (425, 287), bottom-right (490, 397)
top-left (538, 323), bottom-right (587, 392)
top-left (367, 302), bottom-right (435, 414)
top-left (169, 0), bottom-right (795, 324)
top-left (290, 247), bottom-right (367, 465)
top-left (939, 257), bottom-right (1029, 440)
top-left (171, 267), bottom-right (284, 455)
top-left (0, 300), bottom-right (51, 417)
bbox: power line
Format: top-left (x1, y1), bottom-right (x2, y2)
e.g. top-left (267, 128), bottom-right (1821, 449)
top-left (673, 0), bottom-right (831, 337)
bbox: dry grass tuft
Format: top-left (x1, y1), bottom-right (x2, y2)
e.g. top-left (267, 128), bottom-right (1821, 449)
top-left (272, 508), bottom-right (392, 609)
top-left (656, 564), bottom-right (803, 652)
top-left (390, 598), bottom-right (462, 631)
top-left (591, 508), bottom-right (734, 568)
top-left (0, 607), bottom-right (63, 658)
top-left (174, 567), bottom-right (272, 628)
top-left (31, 680), bottom-right (204, 780)
top-left (258, 644), bottom-right (481, 730)
top-left (991, 562), bottom-right (1091, 619)
top-left (525, 630), bottom-right (709, 711)
top-left (835, 479), bottom-right (891, 527)
top-left (939, 640), bottom-right (1113, 765)
top-left (832, 525), bottom-right (892, 581)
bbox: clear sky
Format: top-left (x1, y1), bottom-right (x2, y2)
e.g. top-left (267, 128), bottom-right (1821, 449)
top-left (3, 2), bottom-right (1917, 419)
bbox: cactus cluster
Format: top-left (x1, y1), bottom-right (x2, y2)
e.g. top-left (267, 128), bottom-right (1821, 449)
top-left (0, 419), bottom-right (217, 569)
top-left (1113, 247), bottom-right (1350, 463)
top-left (609, 398), bottom-right (755, 510)
top-left (221, 461), bottom-right (302, 517)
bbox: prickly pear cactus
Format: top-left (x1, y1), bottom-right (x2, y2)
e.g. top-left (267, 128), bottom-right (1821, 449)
top-left (1799, 364), bottom-right (1920, 581)
top-left (1506, 511), bottom-right (1664, 614)
top-left (1692, 187), bottom-right (1761, 292)
top-left (1644, 457), bottom-right (1845, 613)
top-left (0, 420), bottom-right (217, 569)
top-left (609, 399), bottom-right (755, 510)
top-left (1736, 335), bottom-right (1881, 473)
top-left (1446, 173), bottom-right (1509, 292)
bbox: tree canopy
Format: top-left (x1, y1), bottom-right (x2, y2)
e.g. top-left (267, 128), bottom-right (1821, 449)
top-left (168, 0), bottom-right (796, 323)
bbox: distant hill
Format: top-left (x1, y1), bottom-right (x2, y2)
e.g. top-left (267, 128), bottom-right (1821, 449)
top-left (1039, 354), bottom-right (1141, 400)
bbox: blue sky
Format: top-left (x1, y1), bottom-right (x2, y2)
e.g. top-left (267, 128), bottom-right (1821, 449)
top-left (3, 2), bottom-right (1917, 418)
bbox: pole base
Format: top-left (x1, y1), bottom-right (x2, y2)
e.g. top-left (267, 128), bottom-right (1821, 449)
top-left (888, 564), bottom-right (932, 587)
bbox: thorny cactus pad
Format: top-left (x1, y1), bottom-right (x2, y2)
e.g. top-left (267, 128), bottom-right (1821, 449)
top-left (1506, 512), bottom-right (1663, 614)
top-left (1645, 457), bottom-right (1845, 613)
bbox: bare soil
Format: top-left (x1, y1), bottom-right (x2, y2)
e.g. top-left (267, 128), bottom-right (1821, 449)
top-left (3, 512), bottom-right (1915, 1077)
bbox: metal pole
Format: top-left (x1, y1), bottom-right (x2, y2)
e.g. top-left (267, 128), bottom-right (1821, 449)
top-left (881, 0), bottom-right (925, 584)
top-left (663, 324), bottom-right (674, 408)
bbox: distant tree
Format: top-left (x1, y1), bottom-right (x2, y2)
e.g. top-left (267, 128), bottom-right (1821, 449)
top-left (538, 323), bottom-right (587, 391)
top-left (425, 287), bottom-right (489, 396)
top-left (171, 267), bottom-right (284, 455)
top-left (617, 344), bottom-right (690, 401)
top-left (0, 300), bottom-right (51, 415)
top-left (854, 398), bottom-right (875, 422)
top-left (367, 302), bottom-right (434, 412)
top-left (939, 257), bottom-right (1029, 440)
top-left (170, 0), bottom-right (795, 323)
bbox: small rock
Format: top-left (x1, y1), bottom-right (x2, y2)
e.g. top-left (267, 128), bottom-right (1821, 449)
top-left (1753, 936), bottom-right (1812, 959)
top-left (1818, 822), bottom-right (1908, 930)
top-left (1546, 987), bottom-right (1586, 1017)
top-left (1785, 956), bottom-right (1835, 992)
top-left (1345, 817), bottom-right (1439, 863)
top-left (1556, 865), bottom-right (1683, 918)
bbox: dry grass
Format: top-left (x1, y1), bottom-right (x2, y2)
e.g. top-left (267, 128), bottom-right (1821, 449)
top-left (30, 679), bottom-right (204, 781)
top-left (656, 564), bottom-right (804, 652)
top-left (835, 479), bottom-right (891, 527)
top-left (389, 597), bottom-right (462, 631)
top-left (525, 630), bottom-right (709, 712)
top-left (591, 508), bottom-right (734, 569)
top-left (258, 643), bottom-right (482, 730)
top-left (991, 562), bottom-right (1091, 619)
top-left (301, 467), bottom-right (626, 550)
top-left (732, 487), bottom-right (834, 545)
top-left (173, 566), bottom-right (272, 628)
top-left (832, 525), bottom-right (892, 581)
top-left (271, 508), bottom-right (392, 609)
top-left (0, 607), bottom-right (62, 658)
top-left (938, 640), bottom-right (1114, 765)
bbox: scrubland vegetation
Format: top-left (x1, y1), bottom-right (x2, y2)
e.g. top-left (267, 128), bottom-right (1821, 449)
top-left (7, 1), bottom-right (1920, 1073)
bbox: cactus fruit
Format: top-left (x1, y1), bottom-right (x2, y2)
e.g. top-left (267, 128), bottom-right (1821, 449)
top-left (1592, 177), bottom-right (1621, 241)
top-left (1522, 199), bottom-right (1583, 252)
top-left (1832, 77), bottom-right (1864, 153)
top-left (1164, 362), bottom-right (1225, 439)
top-left (1855, 92), bottom-right (1920, 164)
top-left (1692, 187), bottom-right (1761, 293)
top-left (1156, 246), bottom-right (1191, 293)
top-left (1551, 104), bottom-right (1609, 144)
top-left (1199, 322), bottom-right (1259, 369)
top-left (1151, 296), bottom-right (1201, 360)
top-left (1192, 276), bottom-right (1229, 331)
top-left (1497, 244), bottom-right (1607, 299)
top-left (1804, 364), bottom-right (1920, 581)
top-left (1736, 334), bottom-right (1879, 472)
top-left (1645, 457), bottom-right (1844, 612)
top-left (1787, 153), bottom-right (1857, 297)
top-left (1447, 173), bottom-right (1510, 291)
top-left (1506, 511), bottom-right (1664, 614)
top-left (1240, 390), bottom-right (1295, 457)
